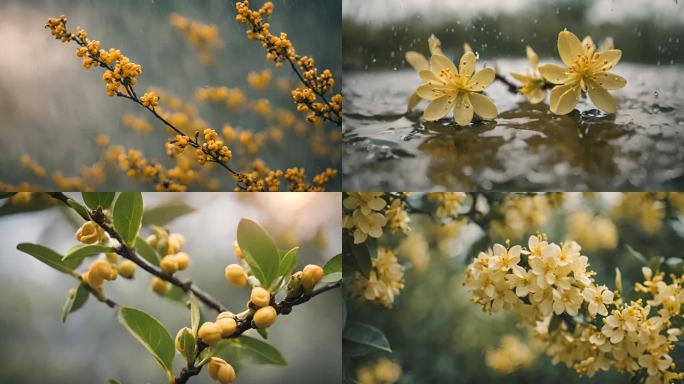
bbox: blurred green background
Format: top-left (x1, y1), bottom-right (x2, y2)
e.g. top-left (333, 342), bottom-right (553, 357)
top-left (343, 0), bottom-right (683, 70)
top-left (0, 192), bottom-right (342, 383)
top-left (345, 192), bottom-right (684, 383)
top-left (0, 0), bottom-right (341, 190)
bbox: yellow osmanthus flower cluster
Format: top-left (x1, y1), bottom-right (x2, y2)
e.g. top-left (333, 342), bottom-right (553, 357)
top-left (146, 229), bottom-right (189, 294)
top-left (234, 1), bottom-right (342, 125)
top-left (114, 147), bottom-right (190, 191)
top-left (398, 233), bottom-right (430, 273)
top-left (427, 192), bottom-right (466, 219)
top-left (343, 193), bottom-right (389, 244)
top-left (121, 113), bottom-right (153, 134)
top-left (465, 235), bottom-right (684, 382)
top-left (567, 211), bottom-right (618, 251)
top-left (19, 154), bottom-right (46, 178)
top-left (348, 247), bottom-right (405, 308)
top-left (356, 358), bottom-right (402, 384)
top-left (246, 69), bottom-right (273, 90)
top-left (196, 86), bottom-right (247, 109)
top-left (485, 335), bottom-right (536, 374)
top-left (489, 194), bottom-right (553, 241)
top-left (169, 13), bottom-right (222, 65)
top-left (612, 193), bottom-right (666, 234)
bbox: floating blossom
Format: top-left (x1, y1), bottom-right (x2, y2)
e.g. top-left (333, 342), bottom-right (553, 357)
top-left (405, 34), bottom-right (445, 110)
top-left (539, 30), bottom-right (626, 115)
top-left (414, 51), bottom-right (498, 125)
top-left (510, 46), bottom-right (546, 104)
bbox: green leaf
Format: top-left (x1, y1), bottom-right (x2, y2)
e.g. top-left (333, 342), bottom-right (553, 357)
top-left (350, 243), bottom-right (372, 278)
top-left (108, 379), bottom-right (122, 384)
top-left (82, 192), bottom-right (116, 211)
top-left (135, 236), bottom-right (161, 266)
top-left (0, 194), bottom-right (54, 217)
top-left (215, 335), bottom-right (287, 366)
top-left (164, 285), bottom-right (187, 303)
top-left (118, 306), bottom-right (175, 377)
top-left (67, 198), bottom-right (91, 221)
top-left (343, 323), bottom-right (391, 355)
top-left (321, 272), bottom-right (342, 283)
top-left (189, 294), bottom-right (201, 336)
top-left (237, 218), bottom-right (280, 287)
top-left (61, 285), bottom-right (89, 323)
top-left (179, 328), bottom-right (196, 361)
top-left (62, 244), bottom-right (113, 269)
top-left (625, 244), bottom-right (648, 265)
top-left (113, 192), bottom-right (143, 246)
top-left (195, 345), bottom-right (215, 367)
top-left (257, 327), bottom-right (268, 340)
top-left (278, 247), bottom-right (298, 278)
top-left (323, 253), bottom-right (342, 275)
top-left (0, 192), bottom-right (17, 199)
top-left (17, 243), bottom-right (72, 274)
top-left (143, 201), bottom-right (195, 227)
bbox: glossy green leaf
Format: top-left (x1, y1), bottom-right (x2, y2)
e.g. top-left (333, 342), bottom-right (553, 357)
top-left (62, 244), bottom-right (113, 269)
top-left (67, 198), bottom-right (91, 221)
top-left (17, 243), bottom-right (72, 274)
top-left (179, 327), bottom-right (196, 361)
top-left (189, 294), bottom-right (201, 336)
top-left (216, 335), bottom-right (287, 366)
top-left (278, 247), bottom-right (298, 278)
top-left (0, 192), bottom-right (17, 199)
top-left (321, 272), bottom-right (342, 283)
top-left (61, 284), bottom-right (89, 323)
top-left (82, 192), bottom-right (116, 211)
top-left (135, 236), bottom-right (161, 266)
top-left (118, 306), bottom-right (175, 377)
top-left (343, 323), bottom-right (391, 354)
top-left (350, 243), bottom-right (372, 278)
top-left (237, 219), bottom-right (280, 287)
top-left (323, 253), bottom-right (342, 275)
top-left (113, 192), bottom-right (143, 246)
top-left (143, 201), bottom-right (195, 227)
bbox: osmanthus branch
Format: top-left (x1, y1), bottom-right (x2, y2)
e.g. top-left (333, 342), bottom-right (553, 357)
top-left (174, 281), bottom-right (341, 384)
top-left (46, 192), bottom-right (228, 313)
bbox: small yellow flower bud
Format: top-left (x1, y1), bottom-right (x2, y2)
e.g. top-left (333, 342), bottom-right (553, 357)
top-left (208, 357), bottom-right (233, 381)
top-left (175, 327), bottom-right (192, 353)
top-left (175, 252), bottom-right (190, 270)
top-left (301, 264), bottom-right (324, 290)
top-left (146, 234), bottom-right (158, 248)
top-left (90, 259), bottom-right (117, 281)
top-left (216, 317), bottom-right (237, 337)
top-left (232, 241), bottom-right (244, 259)
top-left (198, 322), bottom-right (222, 345)
top-left (161, 256), bottom-right (179, 275)
top-left (151, 277), bottom-right (169, 295)
top-left (250, 286), bottom-right (270, 307)
top-left (106, 252), bottom-right (119, 264)
top-left (117, 260), bottom-right (136, 279)
top-left (253, 306), bottom-right (277, 329)
top-left (168, 233), bottom-right (185, 254)
top-left (83, 271), bottom-right (104, 289)
top-left (224, 264), bottom-right (248, 288)
top-left (217, 363), bottom-right (236, 383)
top-left (76, 221), bottom-right (104, 244)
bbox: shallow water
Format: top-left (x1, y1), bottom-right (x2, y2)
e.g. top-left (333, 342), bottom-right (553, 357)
top-left (342, 59), bottom-right (684, 191)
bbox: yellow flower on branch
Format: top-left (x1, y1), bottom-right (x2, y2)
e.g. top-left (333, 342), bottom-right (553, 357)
top-left (539, 30), bottom-right (626, 115)
top-left (511, 46), bottom-right (547, 104)
top-left (413, 51), bottom-right (498, 125)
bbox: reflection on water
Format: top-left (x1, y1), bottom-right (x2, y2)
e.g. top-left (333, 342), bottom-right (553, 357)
top-left (342, 60), bottom-right (684, 191)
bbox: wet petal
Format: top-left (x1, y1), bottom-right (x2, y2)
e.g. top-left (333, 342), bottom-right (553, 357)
top-left (511, 72), bottom-right (531, 83)
top-left (592, 72), bottom-right (626, 90)
top-left (539, 63), bottom-right (569, 84)
top-left (459, 51), bottom-right (476, 78)
top-left (469, 92), bottom-right (498, 119)
top-left (550, 84), bottom-right (580, 115)
top-left (428, 34), bottom-right (444, 56)
top-left (526, 46), bottom-right (539, 71)
top-left (430, 54), bottom-right (458, 80)
top-left (407, 91), bottom-right (421, 110)
top-left (423, 95), bottom-right (454, 121)
top-left (419, 69), bottom-right (443, 84)
top-left (594, 49), bottom-right (622, 71)
top-left (405, 51), bottom-right (429, 72)
top-left (581, 35), bottom-right (596, 56)
top-left (468, 67), bottom-right (495, 91)
top-left (454, 93), bottom-right (474, 126)
top-left (587, 79), bottom-right (617, 114)
top-left (599, 37), bottom-right (614, 51)
top-left (463, 42), bottom-right (473, 53)
top-left (416, 84), bottom-right (444, 100)
top-left (527, 87), bottom-right (546, 104)
top-left (558, 30), bottom-right (584, 67)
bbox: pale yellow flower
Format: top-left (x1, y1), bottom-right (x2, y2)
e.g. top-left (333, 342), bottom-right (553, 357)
top-left (638, 354), bottom-right (672, 377)
top-left (511, 46), bottom-right (546, 104)
top-left (539, 30), bottom-right (626, 115)
top-left (414, 51), bottom-right (498, 125)
top-left (405, 34), bottom-right (445, 110)
top-left (351, 209), bottom-right (387, 244)
top-left (344, 192), bottom-right (386, 215)
top-left (582, 285), bottom-right (614, 317)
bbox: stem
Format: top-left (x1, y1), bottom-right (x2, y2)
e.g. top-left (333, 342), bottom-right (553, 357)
top-left (47, 192), bottom-right (228, 313)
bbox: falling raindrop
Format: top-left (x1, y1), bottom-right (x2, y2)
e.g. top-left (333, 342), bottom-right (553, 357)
top-left (654, 90), bottom-right (659, 98)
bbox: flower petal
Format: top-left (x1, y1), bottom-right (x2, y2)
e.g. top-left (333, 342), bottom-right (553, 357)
top-left (510, 72), bottom-right (531, 83)
top-left (468, 67), bottom-right (495, 91)
top-left (416, 84), bottom-right (445, 100)
top-left (599, 37), bottom-right (614, 51)
top-left (557, 30), bottom-right (584, 67)
top-left (454, 93), bottom-right (474, 126)
top-left (459, 51), bottom-right (476, 77)
top-left (592, 72), bottom-right (626, 90)
top-left (469, 92), bottom-right (498, 119)
top-left (581, 35), bottom-right (596, 56)
top-left (407, 91), bottom-right (421, 110)
top-left (526, 46), bottom-right (539, 71)
top-left (405, 51), bottom-right (429, 72)
top-left (594, 49), bottom-right (622, 71)
top-left (550, 83), bottom-right (580, 115)
top-left (419, 69), bottom-right (443, 84)
top-left (423, 95), bottom-right (454, 121)
top-left (587, 79), bottom-right (617, 114)
top-left (527, 87), bottom-right (546, 104)
top-left (463, 42), bottom-right (473, 53)
top-left (538, 63), bottom-right (569, 84)
top-left (428, 34), bottom-right (444, 56)
top-left (430, 54), bottom-right (457, 80)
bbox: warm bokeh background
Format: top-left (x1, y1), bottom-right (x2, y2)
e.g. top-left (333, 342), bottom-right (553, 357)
top-left (0, 0), bottom-right (341, 190)
top-left (0, 192), bottom-right (342, 383)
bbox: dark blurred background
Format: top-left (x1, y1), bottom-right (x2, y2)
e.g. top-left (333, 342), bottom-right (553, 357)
top-left (0, 192), bottom-right (342, 383)
top-left (0, 0), bottom-right (341, 190)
